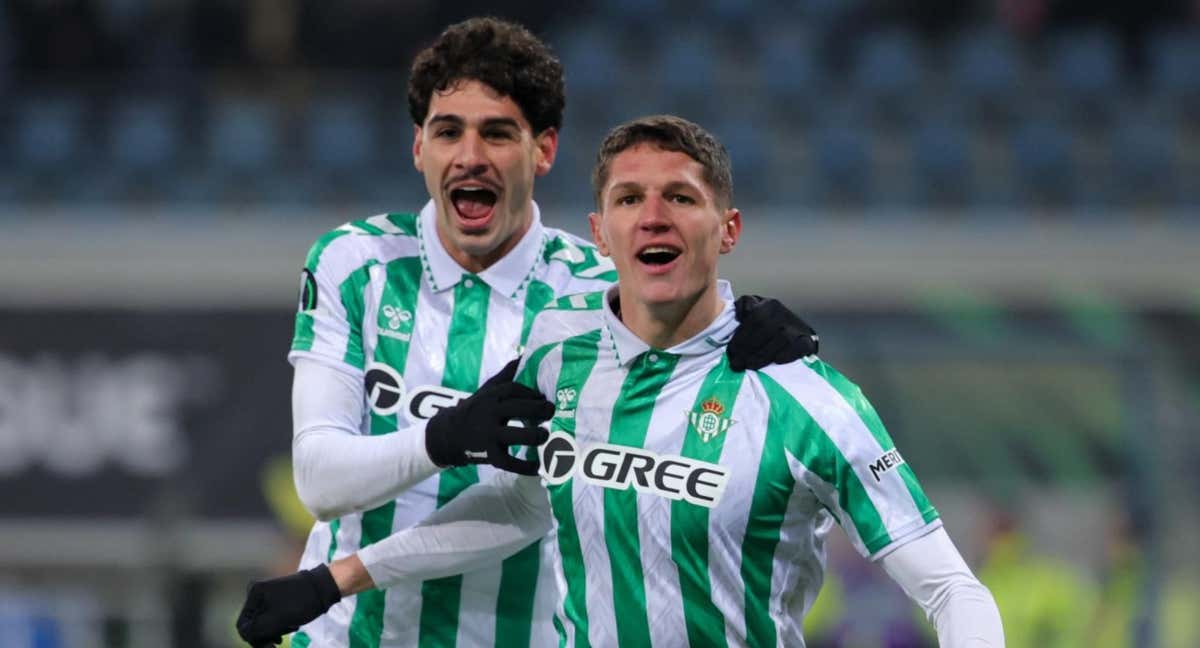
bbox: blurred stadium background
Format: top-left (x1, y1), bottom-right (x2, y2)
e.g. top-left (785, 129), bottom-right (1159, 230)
top-left (1, 1), bottom-right (1198, 646)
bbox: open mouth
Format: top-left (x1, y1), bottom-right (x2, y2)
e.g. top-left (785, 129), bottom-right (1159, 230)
top-left (450, 186), bottom-right (498, 226)
top-left (636, 245), bottom-right (682, 267)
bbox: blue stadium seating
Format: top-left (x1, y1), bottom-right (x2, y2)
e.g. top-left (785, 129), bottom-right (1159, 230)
top-left (1150, 30), bottom-right (1200, 118)
top-left (853, 30), bottom-right (923, 127)
top-left (14, 96), bottom-right (86, 170)
top-left (758, 28), bottom-right (822, 119)
top-left (712, 118), bottom-right (769, 201)
top-left (950, 29), bottom-right (1023, 123)
top-left (305, 97), bottom-right (376, 172)
top-left (652, 31), bottom-right (715, 123)
top-left (207, 96), bottom-right (280, 174)
top-left (809, 122), bottom-right (872, 206)
top-left (1011, 119), bottom-right (1075, 207)
top-left (912, 118), bottom-right (972, 207)
top-left (110, 99), bottom-right (180, 171)
top-left (1110, 115), bottom-right (1176, 207)
top-left (1050, 29), bottom-right (1122, 124)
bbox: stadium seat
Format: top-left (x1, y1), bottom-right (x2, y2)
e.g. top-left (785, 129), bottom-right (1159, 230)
top-left (1049, 29), bottom-right (1122, 125)
top-left (758, 28), bottom-right (822, 120)
top-left (853, 30), bottom-right (924, 128)
top-left (809, 122), bottom-right (873, 207)
top-left (555, 25), bottom-right (621, 120)
top-left (13, 95), bottom-right (86, 170)
top-left (949, 28), bottom-right (1023, 125)
top-left (912, 118), bottom-right (972, 208)
top-left (712, 118), bottom-right (769, 202)
top-left (652, 32), bottom-right (719, 120)
top-left (1150, 30), bottom-right (1200, 120)
top-left (109, 98), bottom-right (180, 171)
top-left (1011, 120), bottom-right (1075, 208)
top-left (1110, 116), bottom-right (1177, 208)
top-left (305, 97), bottom-right (376, 172)
top-left (207, 96), bottom-right (281, 174)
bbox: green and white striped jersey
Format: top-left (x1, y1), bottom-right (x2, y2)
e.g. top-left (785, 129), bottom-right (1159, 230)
top-left (515, 282), bottom-right (940, 648)
top-left (288, 202), bottom-right (616, 648)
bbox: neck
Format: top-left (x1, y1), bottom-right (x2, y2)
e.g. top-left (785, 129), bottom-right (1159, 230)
top-left (616, 281), bottom-right (724, 350)
top-left (439, 203), bottom-right (533, 273)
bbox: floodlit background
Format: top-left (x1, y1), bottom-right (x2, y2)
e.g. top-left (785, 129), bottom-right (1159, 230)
top-left (1, 1), bottom-right (1198, 646)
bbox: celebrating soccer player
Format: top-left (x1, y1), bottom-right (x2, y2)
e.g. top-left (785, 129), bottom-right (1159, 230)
top-left (236, 18), bottom-right (819, 648)
top-left (240, 115), bottom-right (1005, 646)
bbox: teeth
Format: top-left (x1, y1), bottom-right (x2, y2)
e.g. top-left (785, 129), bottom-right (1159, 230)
top-left (641, 246), bottom-right (679, 255)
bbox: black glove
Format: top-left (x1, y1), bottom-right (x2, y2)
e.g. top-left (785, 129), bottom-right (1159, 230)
top-left (236, 564), bottom-right (341, 647)
top-left (728, 295), bottom-right (820, 372)
top-left (425, 359), bottom-right (553, 475)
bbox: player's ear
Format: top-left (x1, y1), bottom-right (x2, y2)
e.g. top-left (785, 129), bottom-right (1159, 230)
top-left (534, 127), bottom-right (558, 176)
top-left (719, 208), bottom-right (742, 254)
top-left (412, 124), bottom-right (424, 172)
top-left (588, 211), bottom-right (610, 257)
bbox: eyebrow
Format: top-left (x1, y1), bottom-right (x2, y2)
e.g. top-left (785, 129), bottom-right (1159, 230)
top-left (426, 114), bottom-right (522, 130)
top-left (607, 179), bottom-right (705, 199)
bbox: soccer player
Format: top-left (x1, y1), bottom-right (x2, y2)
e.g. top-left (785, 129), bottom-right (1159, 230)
top-left (238, 19), bottom-right (819, 648)
top-left (240, 116), bottom-right (1005, 646)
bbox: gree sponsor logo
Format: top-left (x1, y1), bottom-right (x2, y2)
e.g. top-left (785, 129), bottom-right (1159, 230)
top-left (363, 365), bottom-right (470, 421)
top-left (539, 432), bottom-right (729, 508)
top-left (868, 448), bottom-right (905, 482)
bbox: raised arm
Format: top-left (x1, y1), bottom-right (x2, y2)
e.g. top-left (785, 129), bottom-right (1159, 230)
top-left (879, 527), bottom-right (1005, 646)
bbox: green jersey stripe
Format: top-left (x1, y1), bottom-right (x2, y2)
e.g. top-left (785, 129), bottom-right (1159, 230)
top-left (419, 275), bottom-right (491, 648)
top-left (495, 331), bottom-right (552, 648)
top-left (337, 262), bottom-right (376, 370)
top-left (494, 543), bottom-right (540, 648)
top-left (739, 374), bottom-right (798, 648)
top-left (545, 330), bottom-right (603, 648)
top-left (327, 519), bottom-right (341, 562)
top-left (520, 279), bottom-right (556, 348)
top-left (805, 359), bottom-right (938, 524)
top-left (604, 352), bottom-right (679, 647)
top-left (384, 213), bottom-right (419, 236)
top-left (672, 355), bottom-right (744, 648)
top-left (347, 257), bottom-right (422, 648)
top-left (758, 372), bottom-right (892, 553)
top-left (354, 219), bottom-right (386, 236)
top-left (292, 631), bottom-right (311, 647)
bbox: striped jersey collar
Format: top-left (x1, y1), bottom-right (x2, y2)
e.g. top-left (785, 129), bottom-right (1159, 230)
top-left (418, 199), bottom-right (546, 296)
top-left (602, 280), bottom-right (738, 367)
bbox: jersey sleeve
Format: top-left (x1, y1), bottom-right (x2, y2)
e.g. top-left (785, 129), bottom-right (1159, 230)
top-left (288, 229), bottom-right (371, 375)
top-left (759, 359), bottom-right (941, 561)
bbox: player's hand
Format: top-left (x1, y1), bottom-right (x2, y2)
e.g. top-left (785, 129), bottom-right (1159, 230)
top-left (425, 359), bottom-right (553, 475)
top-left (728, 295), bottom-right (819, 371)
top-left (236, 564), bottom-right (341, 647)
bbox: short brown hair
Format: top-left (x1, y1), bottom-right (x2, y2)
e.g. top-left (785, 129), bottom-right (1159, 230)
top-left (591, 115), bottom-right (734, 209)
top-left (408, 17), bottom-right (565, 134)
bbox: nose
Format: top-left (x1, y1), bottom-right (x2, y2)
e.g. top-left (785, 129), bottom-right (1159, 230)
top-left (638, 193), bottom-right (671, 232)
top-left (454, 130), bottom-right (488, 174)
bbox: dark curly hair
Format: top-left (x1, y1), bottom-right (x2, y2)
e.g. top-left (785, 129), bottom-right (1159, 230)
top-left (592, 115), bottom-right (734, 209)
top-left (408, 17), bottom-right (565, 135)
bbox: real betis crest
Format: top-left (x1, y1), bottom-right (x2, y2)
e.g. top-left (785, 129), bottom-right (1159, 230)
top-left (688, 397), bottom-right (733, 443)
